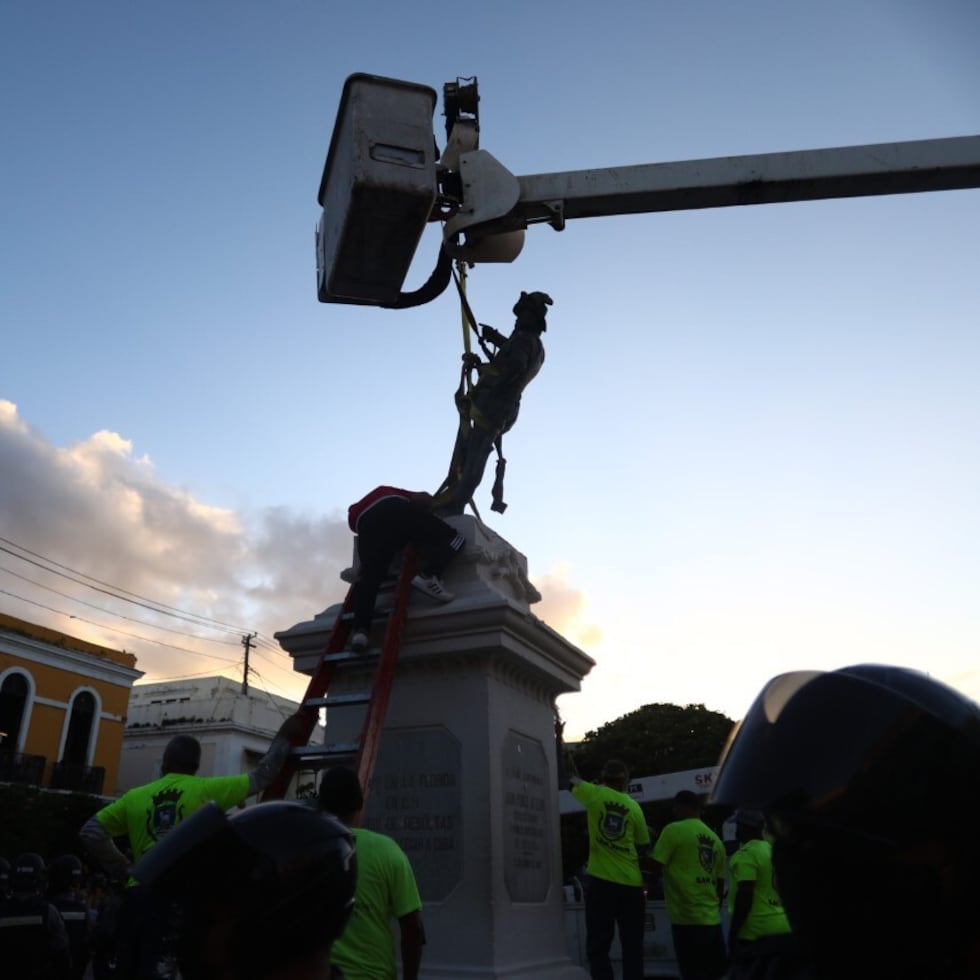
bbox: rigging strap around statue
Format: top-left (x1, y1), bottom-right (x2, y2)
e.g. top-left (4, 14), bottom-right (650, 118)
top-left (435, 270), bottom-right (510, 511)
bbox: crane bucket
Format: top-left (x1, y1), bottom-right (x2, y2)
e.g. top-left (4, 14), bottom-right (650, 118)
top-left (316, 73), bottom-right (438, 306)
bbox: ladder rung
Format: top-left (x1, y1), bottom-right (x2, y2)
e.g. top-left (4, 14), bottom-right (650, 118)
top-left (337, 601), bottom-right (392, 624)
top-left (304, 693), bottom-right (372, 709)
top-left (262, 554), bottom-right (415, 805)
top-left (290, 742), bottom-right (359, 760)
top-left (323, 650), bottom-right (379, 664)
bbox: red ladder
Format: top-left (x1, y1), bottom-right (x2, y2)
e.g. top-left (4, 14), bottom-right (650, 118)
top-left (261, 549), bottom-right (417, 814)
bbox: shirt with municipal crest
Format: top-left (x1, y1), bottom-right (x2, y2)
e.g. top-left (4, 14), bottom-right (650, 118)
top-left (652, 817), bottom-right (725, 925)
top-left (95, 772), bottom-right (251, 862)
top-left (571, 779), bottom-right (650, 886)
top-left (728, 837), bottom-right (791, 940)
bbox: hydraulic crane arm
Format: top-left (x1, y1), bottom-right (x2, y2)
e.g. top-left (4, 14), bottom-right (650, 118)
top-left (445, 135), bottom-right (980, 246)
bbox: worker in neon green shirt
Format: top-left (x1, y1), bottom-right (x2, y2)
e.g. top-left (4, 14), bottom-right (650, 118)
top-left (651, 790), bottom-right (726, 980)
top-left (556, 718), bottom-right (650, 980)
top-left (79, 713), bottom-right (305, 979)
top-left (725, 809), bottom-right (802, 979)
top-left (318, 767), bottom-right (424, 980)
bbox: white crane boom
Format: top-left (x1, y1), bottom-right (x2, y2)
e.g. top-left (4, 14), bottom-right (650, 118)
top-left (454, 135), bottom-right (980, 237)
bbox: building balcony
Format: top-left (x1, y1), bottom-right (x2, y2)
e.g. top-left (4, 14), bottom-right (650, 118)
top-left (0, 749), bottom-right (47, 786)
top-left (49, 761), bottom-right (106, 795)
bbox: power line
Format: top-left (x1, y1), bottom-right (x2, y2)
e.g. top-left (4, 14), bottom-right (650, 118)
top-left (246, 665), bottom-right (306, 713)
top-left (0, 536), bottom-right (305, 682)
top-left (250, 647), bottom-right (307, 686)
top-left (0, 536), bottom-right (249, 637)
top-left (0, 589), bottom-right (241, 663)
top-left (0, 563), bottom-right (242, 646)
top-left (141, 666), bottom-right (241, 684)
top-left (253, 634), bottom-right (288, 653)
top-left (2, 528), bottom-right (339, 660)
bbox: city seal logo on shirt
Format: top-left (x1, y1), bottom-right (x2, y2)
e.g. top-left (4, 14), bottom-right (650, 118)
top-left (599, 801), bottom-right (630, 841)
top-left (146, 787), bottom-right (184, 842)
top-left (697, 833), bottom-right (717, 872)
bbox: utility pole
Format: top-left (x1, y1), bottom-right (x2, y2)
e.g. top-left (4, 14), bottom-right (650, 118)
top-left (241, 632), bottom-right (256, 695)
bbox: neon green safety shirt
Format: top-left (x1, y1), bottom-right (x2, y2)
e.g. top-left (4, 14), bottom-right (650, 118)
top-left (95, 772), bottom-right (251, 863)
top-left (327, 828), bottom-right (422, 980)
top-left (651, 817), bottom-right (725, 925)
top-left (728, 837), bottom-right (791, 941)
top-left (571, 780), bottom-right (650, 887)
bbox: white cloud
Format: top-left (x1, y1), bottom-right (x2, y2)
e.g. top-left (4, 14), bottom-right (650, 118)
top-left (532, 560), bottom-right (602, 650)
top-left (0, 402), bottom-right (349, 699)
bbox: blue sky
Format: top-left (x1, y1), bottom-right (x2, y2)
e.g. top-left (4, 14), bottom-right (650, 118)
top-left (2, 0), bottom-right (978, 739)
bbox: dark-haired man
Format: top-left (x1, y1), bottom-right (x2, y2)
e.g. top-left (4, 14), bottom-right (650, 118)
top-left (79, 712), bottom-right (305, 979)
top-left (724, 809), bottom-right (803, 980)
top-left (651, 790), bottom-right (727, 980)
top-left (317, 767), bottom-right (424, 980)
top-left (556, 721), bottom-right (650, 980)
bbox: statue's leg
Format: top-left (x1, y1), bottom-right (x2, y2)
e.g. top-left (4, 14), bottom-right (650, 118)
top-left (435, 422), bottom-right (471, 500)
top-left (442, 424), bottom-right (496, 515)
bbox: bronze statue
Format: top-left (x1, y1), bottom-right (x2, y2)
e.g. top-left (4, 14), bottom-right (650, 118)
top-left (434, 290), bottom-right (553, 515)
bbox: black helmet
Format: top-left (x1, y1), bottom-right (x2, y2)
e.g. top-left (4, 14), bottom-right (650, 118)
top-left (133, 801), bottom-right (356, 980)
top-left (512, 290), bottom-right (553, 331)
top-left (711, 664), bottom-right (980, 980)
top-left (161, 734), bottom-right (201, 775)
top-left (11, 852), bottom-right (46, 893)
top-left (48, 853), bottom-right (84, 893)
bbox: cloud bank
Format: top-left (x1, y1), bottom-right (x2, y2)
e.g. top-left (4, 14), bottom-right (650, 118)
top-left (0, 400), bottom-right (351, 696)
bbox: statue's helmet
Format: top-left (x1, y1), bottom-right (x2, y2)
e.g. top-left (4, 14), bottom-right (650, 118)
top-left (512, 291), bottom-right (553, 331)
top-left (711, 664), bottom-right (980, 979)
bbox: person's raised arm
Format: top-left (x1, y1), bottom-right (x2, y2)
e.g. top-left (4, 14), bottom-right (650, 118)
top-left (555, 715), bottom-right (581, 791)
top-left (248, 712), bottom-right (310, 795)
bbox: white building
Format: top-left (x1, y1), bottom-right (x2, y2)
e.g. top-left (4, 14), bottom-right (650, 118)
top-left (118, 675), bottom-right (322, 798)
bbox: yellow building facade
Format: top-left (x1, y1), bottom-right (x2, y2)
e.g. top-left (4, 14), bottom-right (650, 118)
top-left (0, 613), bottom-right (142, 796)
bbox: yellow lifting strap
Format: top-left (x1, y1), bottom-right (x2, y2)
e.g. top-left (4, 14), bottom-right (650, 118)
top-left (439, 263), bottom-right (510, 514)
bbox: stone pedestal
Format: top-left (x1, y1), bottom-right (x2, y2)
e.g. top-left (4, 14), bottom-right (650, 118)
top-left (276, 516), bottom-right (594, 979)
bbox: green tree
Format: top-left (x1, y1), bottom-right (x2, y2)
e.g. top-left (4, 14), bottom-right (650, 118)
top-left (569, 702), bottom-right (734, 780)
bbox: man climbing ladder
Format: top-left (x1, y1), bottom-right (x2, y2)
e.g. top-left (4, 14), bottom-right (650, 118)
top-left (347, 485), bottom-right (465, 652)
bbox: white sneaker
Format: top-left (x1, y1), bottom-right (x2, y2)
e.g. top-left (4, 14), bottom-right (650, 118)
top-left (350, 630), bottom-right (369, 653)
top-left (411, 574), bottom-right (455, 603)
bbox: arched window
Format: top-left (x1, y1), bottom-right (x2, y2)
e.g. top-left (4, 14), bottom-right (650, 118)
top-left (63, 690), bottom-right (97, 767)
top-left (0, 672), bottom-right (30, 753)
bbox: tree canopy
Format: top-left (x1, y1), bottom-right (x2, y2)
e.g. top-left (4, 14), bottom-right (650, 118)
top-left (569, 701), bottom-right (735, 781)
